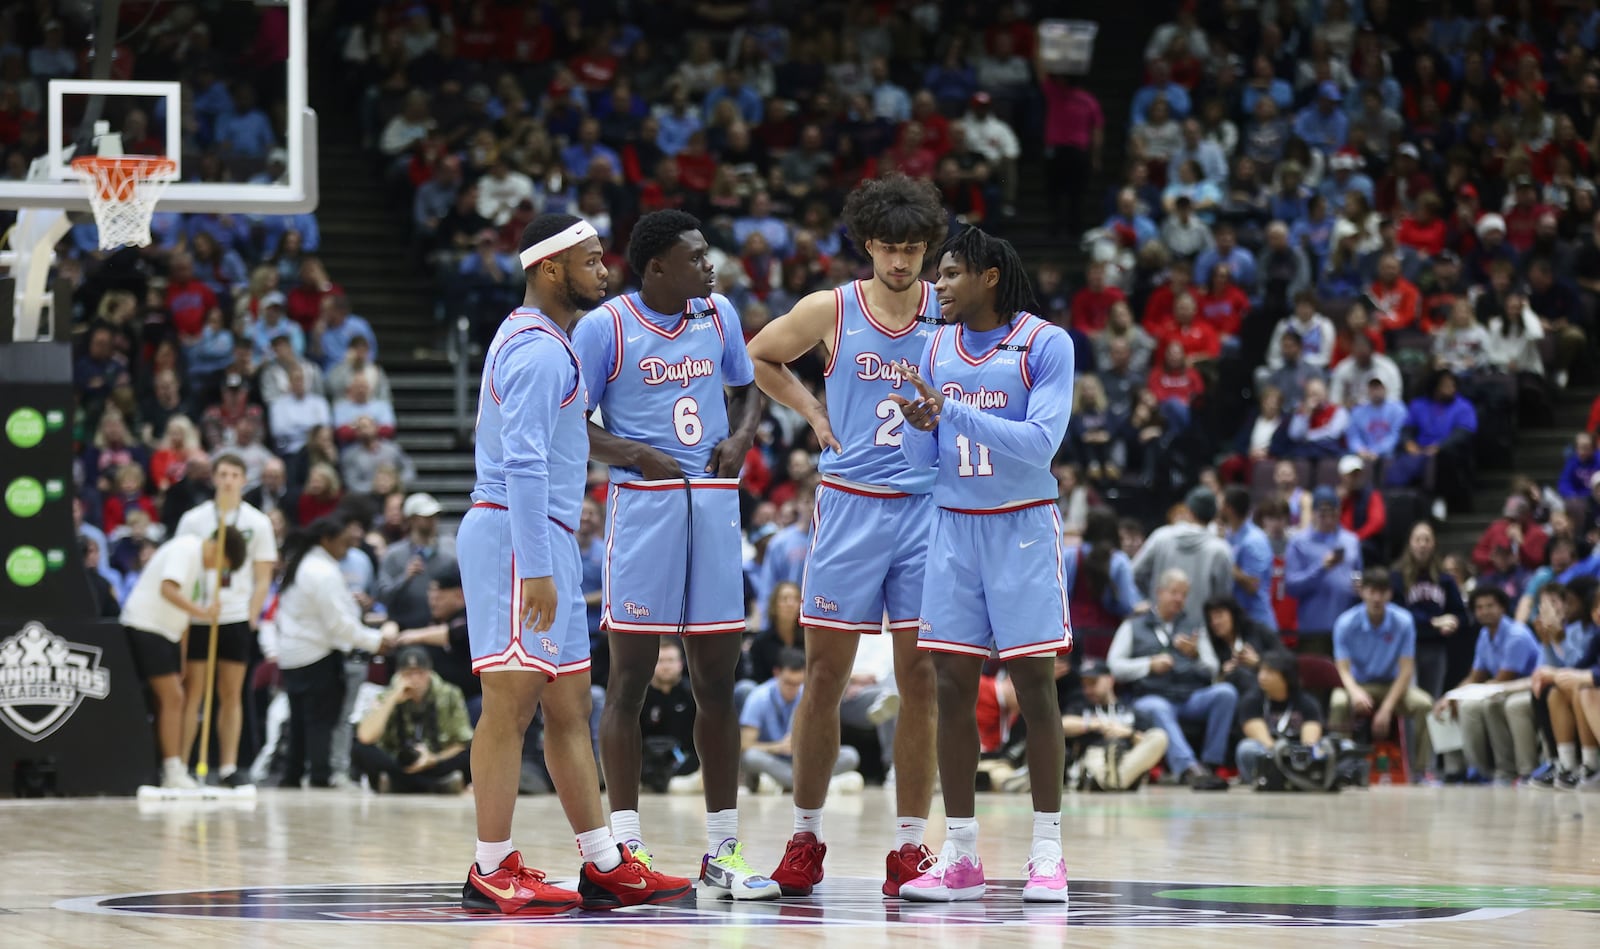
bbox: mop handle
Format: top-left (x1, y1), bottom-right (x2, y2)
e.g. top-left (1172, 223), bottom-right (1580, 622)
top-left (195, 512), bottom-right (227, 779)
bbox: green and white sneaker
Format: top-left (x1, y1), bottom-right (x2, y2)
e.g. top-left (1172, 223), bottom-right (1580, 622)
top-left (623, 839), bottom-right (655, 869)
top-left (699, 839), bottom-right (780, 900)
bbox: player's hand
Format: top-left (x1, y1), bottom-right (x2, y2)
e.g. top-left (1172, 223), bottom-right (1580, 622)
top-left (404, 746), bottom-right (433, 774)
top-left (198, 601), bottom-right (222, 623)
top-left (520, 577), bottom-right (558, 633)
top-left (633, 444), bottom-right (686, 481)
top-left (1349, 685), bottom-right (1375, 715)
top-left (893, 361), bottom-right (945, 423)
top-left (1148, 654), bottom-right (1175, 675)
top-left (807, 412), bottom-right (843, 454)
top-left (1372, 707), bottom-right (1393, 739)
top-left (1531, 667), bottom-right (1553, 695)
top-left (1433, 696), bottom-right (1454, 718)
top-left (707, 433), bottom-right (751, 478)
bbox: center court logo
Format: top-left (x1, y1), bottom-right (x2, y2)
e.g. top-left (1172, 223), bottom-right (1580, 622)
top-left (56, 879), bottom-right (1598, 927)
top-left (0, 622), bottom-right (112, 741)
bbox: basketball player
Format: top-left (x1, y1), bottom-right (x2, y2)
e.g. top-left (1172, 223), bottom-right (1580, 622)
top-left (175, 452), bottom-right (276, 787)
top-left (889, 227), bottom-right (1074, 903)
top-left (458, 213), bottom-right (691, 916)
top-left (744, 175), bottom-right (946, 896)
top-left (571, 209), bottom-right (775, 900)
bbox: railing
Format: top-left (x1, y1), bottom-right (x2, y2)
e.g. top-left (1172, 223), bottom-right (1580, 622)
top-left (448, 314), bottom-right (471, 443)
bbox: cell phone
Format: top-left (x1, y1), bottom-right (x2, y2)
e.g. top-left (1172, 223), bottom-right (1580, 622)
top-left (1328, 547), bottom-right (1345, 563)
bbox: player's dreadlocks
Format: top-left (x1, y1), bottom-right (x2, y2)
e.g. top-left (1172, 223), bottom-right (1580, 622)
top-left (626, 209), bottom-right (702, 281)
top-left (939, 226), bottom-right (1039, 321)
top-left (841, 173), bottom-right (948, 253)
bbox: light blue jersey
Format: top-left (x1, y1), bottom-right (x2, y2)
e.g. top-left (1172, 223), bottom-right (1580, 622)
top-left (468, 308), bottom-right (588, 574)
top-left (573, 292), bottom-right (754, 483)
top-left (902, 313), bottom-right (1076, 512)
top-left (818, 279), bottom-right (940, 493)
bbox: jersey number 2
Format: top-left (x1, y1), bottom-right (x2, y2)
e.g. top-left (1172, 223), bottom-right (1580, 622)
top-left (673, 397), bottom-right (703, 446)
top-left (955, 434), bottom-right (994, 477)
top-left (874, 398), bottom-right (905, 447)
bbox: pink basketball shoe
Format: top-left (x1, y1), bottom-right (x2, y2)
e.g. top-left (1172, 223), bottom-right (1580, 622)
top-left (1021, 855), bottom-right (1068, 902)
top-left (898, 849), bottom-right (986, 902)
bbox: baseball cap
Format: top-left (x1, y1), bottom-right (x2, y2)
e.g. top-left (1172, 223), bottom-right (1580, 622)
top-left (1338, 455), bottom-right (1364, 475)
top-left (223, 372), bottom-right (246, 390)
top-left (1436, 250), bottom-right (1461, 266)
top-left (1080, 659), bottom-right (1112, 678)
top-left (1312, 486), bottom-right (1339, 509)
top-left (1457, 183), bottom-right (1479, 200)
top-left (1185, 486), bottom-right (1218, 524)
top-left (971, 91), bottom-right (992, 106)
top-left (1396, 142), bottom-right (1420, 159)
top-left (394, 646), bottom-right (433, 671)
top-left (260, 290), bottom-right (286, 309)
top-left (403, 493), bottom-right (442, 518)
top-left (1476, 213), bottom-right (1507, 237)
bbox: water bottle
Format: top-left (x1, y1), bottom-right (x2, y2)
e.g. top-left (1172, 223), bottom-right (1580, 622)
top-left (1376, 753), bottom-right (1392, 784)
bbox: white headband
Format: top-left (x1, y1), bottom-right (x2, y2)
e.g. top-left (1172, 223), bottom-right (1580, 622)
top-left (520, 221), bottom-right (599, 270)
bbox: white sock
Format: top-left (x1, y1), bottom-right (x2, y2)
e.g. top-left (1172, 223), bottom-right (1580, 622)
top-left (1585, 747), bottom-right (1600, 772)
top-left (475, 838), bottom-right (515, 875)
top-left (793, 806), bottom-right (823, 839)
top-left (894, 816), bottom-right (927, 848)
top-left (576, 826), bottom-right (622, 871)
top-left (162, 757), bottom-right (186, 775)
top-left (707, 808), bottom-right (739, 854)
top-left (217, 764), bottom-right (236, 779)
top-left (1559, 743), bottom-right (1579, 772)
top-left (1031, 812), bottom-right (1064, 862)
top-left (610, 809), bottom-right (643, 847)
top-left (945, 817), bottom-right (978, 858)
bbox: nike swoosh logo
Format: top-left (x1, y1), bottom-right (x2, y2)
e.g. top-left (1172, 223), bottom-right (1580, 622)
top-left (480, 880), bottom-right (518, 900)
top-left (627, 334), bottom-right (645, 343)
top-left (845, 328), bottom-right (866, 336)
top-left (1020, 540), bottom-right (1039, 549)
top-left (620, 879), bottom-right (650, 889)
top-left (936, 359), bottom-right (953, 367)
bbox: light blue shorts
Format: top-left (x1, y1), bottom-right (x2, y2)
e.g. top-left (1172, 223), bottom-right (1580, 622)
top-left (459, 503), bottom-right (590, 679)
top-left (601, 478), bottom-right (746, 635)
top-left (800, 476), bottom-right (931, 634)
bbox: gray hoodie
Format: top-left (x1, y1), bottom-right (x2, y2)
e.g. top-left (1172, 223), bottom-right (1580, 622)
top-left (1130, 522), bottom-right (1235, 621)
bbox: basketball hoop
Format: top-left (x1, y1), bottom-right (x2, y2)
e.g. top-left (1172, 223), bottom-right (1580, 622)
top-left (70, 155), bottom-right (179, 250)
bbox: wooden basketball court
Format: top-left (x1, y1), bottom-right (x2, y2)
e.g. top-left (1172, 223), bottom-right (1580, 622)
top-left (3, 786), bottom-right (1594, 947)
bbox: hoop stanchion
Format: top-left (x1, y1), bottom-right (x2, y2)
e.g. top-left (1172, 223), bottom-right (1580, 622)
top-left (69, 155), bottom-right (178, 250)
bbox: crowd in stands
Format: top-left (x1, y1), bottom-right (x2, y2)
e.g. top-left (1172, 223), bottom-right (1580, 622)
top-left (41, 0), bottom-right (1600, 794)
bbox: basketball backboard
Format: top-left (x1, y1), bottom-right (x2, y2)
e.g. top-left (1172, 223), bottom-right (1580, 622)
top-left (0, 0), bottom-right (317, 214)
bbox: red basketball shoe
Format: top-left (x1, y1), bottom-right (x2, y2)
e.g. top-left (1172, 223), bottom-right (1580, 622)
top-left (769, 832), bottom-right (827, 896)
top-left (578, 845), bottom-right (694, 908)
top-left (884, 843), bottom-right (936, 897)
top-left (461, 852), bottom-right (581, 916)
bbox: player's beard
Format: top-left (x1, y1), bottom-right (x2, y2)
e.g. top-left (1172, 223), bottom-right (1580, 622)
top-left (561, 270), bottom-right (606, 312)
top-left (876, 268), bottom-right (918, 293)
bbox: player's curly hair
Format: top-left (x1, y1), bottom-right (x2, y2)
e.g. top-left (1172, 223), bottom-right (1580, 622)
top-left (626, 209), bottom-right (703, 281)
top-left (841, 174), bottom-right (947, 254)
top-left (939, 226), bottom-right (1039, 321)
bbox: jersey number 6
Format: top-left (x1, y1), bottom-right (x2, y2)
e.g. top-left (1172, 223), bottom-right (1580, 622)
top-left (673, 396), bottom-right (703, 446)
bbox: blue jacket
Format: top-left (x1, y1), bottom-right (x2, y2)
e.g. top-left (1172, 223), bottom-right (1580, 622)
top-left (1404, 395), bottom-right (1477, 448)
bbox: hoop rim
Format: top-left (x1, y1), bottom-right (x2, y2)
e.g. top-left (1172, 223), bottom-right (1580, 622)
top-left (69, 155), bottom-right (180, 178)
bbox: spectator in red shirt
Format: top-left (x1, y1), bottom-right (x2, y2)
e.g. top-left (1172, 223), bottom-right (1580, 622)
top-left (1039, 68), bottom-right (1103, 237)
top-left (1471, 495), bottom-right (1548, 573)
top-left (1162, 294), bottom-right (1222, 362)
top-left (1337, 455), bottom-right (1387, 556)
top-left (1397, 191), bottom-right (1447, 257)
top-left (1532, 114), bottom-right (1592, 182)
top-left (906, 90), bottom-right (952, 157)
top-left (1193, 263), bottom-right (1249, 338)
top-left (1374, 144), bottom-right (1435, 216)
top-left (887, 121), bottom-right (938, 180)
top-left (1141, 257), bottom-right (1196, 338)
top-left (102, 463), bottom-right (158, 533)
top-left (1402, 54), bottom-right (1452, 123)
top-left (1324, 304), bottom-right (1388, 366)
top-left (1069, 260), bottom-right (1126, 334)
top-left (165, 253), bottom-right (219, 342)
top-left (286, 257), bottom-right (342, 332)
top-left (1367, 253), bottom-right (1421, 335)
top-left (1148, 339), bottom-right (1206, 408)
top-left (1502, 175), bottom-right (1550, 253)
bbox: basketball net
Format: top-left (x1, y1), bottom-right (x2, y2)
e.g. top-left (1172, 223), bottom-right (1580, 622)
top-left (70, 154), bottom-right (178, 250)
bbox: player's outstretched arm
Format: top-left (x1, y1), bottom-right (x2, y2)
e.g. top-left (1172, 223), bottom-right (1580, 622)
top-left (586, 421), bottom-right (686, 481)
top-left (747, 290), bottom-right (840, 452)
top-left (902, 328), bottom-right (1077, 468)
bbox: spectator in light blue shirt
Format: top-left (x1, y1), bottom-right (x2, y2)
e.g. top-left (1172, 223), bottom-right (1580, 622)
top-left (1439, 587), bottom-right (1543, 782)
top-left (739, 648), bottom-right (860, 791)
top-left (560, 118), bottom-right (622, 180)
top-left (1329, 569), bottom-right (1435, 776)
top-left (1172, 119), bottom-right (1229, 184)
top-left (1130, 60), bottom-right (1192, 124)
top-left (733, 191), bottom-right (793, 258)
top-left (214, 85), bottom-right (278, 158)
top-left (702, 68), bottom-right (764, 124)
top-left (1285, 488), bottom-right (1362, 633)
top-left (316, 294), bottom-right (378, 370)
top-left (868, 58), bottom-right (911, 123)
top-left (1292, 82), bottom-right (1349, 153)
top-left (1347, 377), bottom-right (1408, 461)
top-left (249, 292), bottom-right (305, 361)
top-left (1221, 487), bottom-right (1276, 631)
top-left (654, 87), bottom-right (703, 156)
